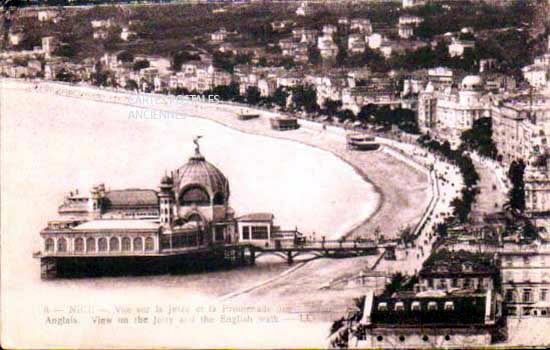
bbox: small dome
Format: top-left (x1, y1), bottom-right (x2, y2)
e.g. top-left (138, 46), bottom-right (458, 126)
top-left (175, 153), bottom-right (229, 206)
top-left (160, 174), bottom-right (173, 185)
top-left (461, 75), bottom-right (483, 90)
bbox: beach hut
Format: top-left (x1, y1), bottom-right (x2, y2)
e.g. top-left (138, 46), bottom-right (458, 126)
top-left (270, 116), bottom-right (299, 131)
top-left (346, 132), bottom-right (379, 151)
top-left (237, 109), bottom-right (260, 120)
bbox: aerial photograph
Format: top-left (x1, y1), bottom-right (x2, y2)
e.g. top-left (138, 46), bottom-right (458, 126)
top-left (1, 0), bottom-right (550, 348)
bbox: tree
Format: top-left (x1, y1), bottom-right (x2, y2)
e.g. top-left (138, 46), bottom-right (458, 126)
top-left (323, 98), bottom-right (342, 116)
top-left (291, 84), bottom-right (318, 113)
top-left (125, 79), bottom-right (139, 91)
top-left (436, 223), bottom-right (448, 238)
top-left (171, 50), bottom-right (201, 71)
top-left (382, 273), bottom-right (406, 297)
top-left (308, 46), bottom-right (321, 65)
top-left (55, 68), bottom-right (77, 83)
top-left (133, 59), bottom-right (150, 71)
top-left (257, 57), bottom-right (268, 66)
top-left (363, 47), bottom-right (389, 72)
top-left (392, 108), bottom-right (419, 134)
top-left (399, 225), bottom-right (414, 247)
top-left (271, 87), bottom-right (289, 109)
top-left (280, 57), bottom-right (295, 70)
top-left (507, 159), bottom-right (526, 212)
top-left (212, 83), bottom-right (240, 101)
top-left (245, 23), bottom-right (274, 44)
top-left (433, 40), bottom-right (450, 64)
top-left (337, 109), bottom-right (355, 123)
top-left (460, 117), bottom-right (498, 159)
top-left (91, 70), bottom-right (111, 87)
top-left (357, 104), bottom-right (378, 123)
top-left (117, 51), bottom-right (134, 63)
top-left (335, 46), bottom-right (348, 66)
top-left (213, 51), bottom-right (234, 73)
top-left (1, 0), bottom-right (21, 51)
top-left (329, 296), bottom-right (365, 349)
top-left (54, 44), bottom-right (76, 58)
top-left (245, 86), bottom-right (261, 106)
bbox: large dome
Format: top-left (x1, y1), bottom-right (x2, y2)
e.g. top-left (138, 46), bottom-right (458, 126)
top-left (174, 153), bottom-right (230, 206)
top-left (461, 75), bottom-right (483, 90)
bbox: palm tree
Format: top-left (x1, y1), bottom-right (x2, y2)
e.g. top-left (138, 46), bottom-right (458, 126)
top-left (328, 296), bottom-right (365, 348)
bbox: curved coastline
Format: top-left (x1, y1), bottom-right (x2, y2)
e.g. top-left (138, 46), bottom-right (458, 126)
top-left (160, 102), bottom-right (386, 239)
top-left (2, 79), bottom-right (430, 240)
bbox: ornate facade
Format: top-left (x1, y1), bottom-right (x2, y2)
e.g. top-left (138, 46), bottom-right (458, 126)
top-left (38, 140), bottom-right (276, 265)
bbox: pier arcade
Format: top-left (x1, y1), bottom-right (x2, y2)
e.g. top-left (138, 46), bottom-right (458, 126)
top-left (36, 139), bottom-right (386, 279)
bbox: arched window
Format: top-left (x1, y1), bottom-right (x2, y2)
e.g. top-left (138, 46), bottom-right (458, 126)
top-left (86, 237), bottom-right (96, 252)
top-left (179, 186), bottom-right (210, 206)
top-left (121, 237), bottom-right (131, 251)
top-left (213, 192), bottom-right (225, 205)
top-left (145, 237), bottom-right (154, 251)
top-left (45, 238), bottom-right (54, 252)
top-left (109, 237), bottom-right (119, 251)
top-left (133, 237), bottom-right (143, 251)
top-left (75, 237), bottom-right (84, 252)
top-left (57, 237), bottom-right (67, 252)
top-left (98, 237), bottom-right (107, 252)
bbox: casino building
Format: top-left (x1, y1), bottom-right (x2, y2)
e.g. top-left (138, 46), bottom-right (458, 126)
top-left (36, 139), bottom-right (278, 278)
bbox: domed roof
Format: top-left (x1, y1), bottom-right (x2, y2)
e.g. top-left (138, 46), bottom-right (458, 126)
top-left (461, 75), bottom-right (483, 89)
top-left (175, 152), bottom-right (229, 202)
top-left (160, 174), bottom-right (173, 185)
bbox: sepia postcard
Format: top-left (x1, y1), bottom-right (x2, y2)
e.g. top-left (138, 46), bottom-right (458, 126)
top-left (1, 0), bottom-right (550, 348)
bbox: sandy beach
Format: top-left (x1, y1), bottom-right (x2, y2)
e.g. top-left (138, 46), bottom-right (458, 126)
top-left (12, 79), bottom-right (431, 239)
top-left (0, 79), bottom-right (430, 348)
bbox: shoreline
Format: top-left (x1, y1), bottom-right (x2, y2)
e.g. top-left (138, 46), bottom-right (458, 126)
top-left (1, 78), bottom-right (430, 241)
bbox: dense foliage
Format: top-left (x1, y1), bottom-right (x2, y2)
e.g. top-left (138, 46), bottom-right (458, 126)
top-left (291, 84), bottom-right (319, 113)
top-left (460, 117), bottom-right (498, 159)
top-left (417, 135), bottom-right (480, 223)
top-left (357, 105), bottom-right (420, 134)
top-left (507, 159), bottom-right (526, 212)
top-left (329, 296), bottom-right (365, 349)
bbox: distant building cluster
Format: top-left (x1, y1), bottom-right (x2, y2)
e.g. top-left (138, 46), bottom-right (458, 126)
top-left (417, 36), bottom-right (550, 221)
top-left (345, 239), bottom-right (550, 348)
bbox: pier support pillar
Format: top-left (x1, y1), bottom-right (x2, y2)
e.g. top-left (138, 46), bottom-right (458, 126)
top-left (41, 257), bottom-right (57, 280)
top-left (239, 247), bottom-right (245, 265)
top-left (250, 248), bottom-right (256, 265)
top-left (287, 251), bottom-right (293, 265)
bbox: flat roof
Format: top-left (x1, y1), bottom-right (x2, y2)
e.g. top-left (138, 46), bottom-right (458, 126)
top-left (237, 213), bottom-right (274, 222)
top-left (74, 220), bottom-right (159, 231)
top-left (105, 189), bottom-right (158, 208)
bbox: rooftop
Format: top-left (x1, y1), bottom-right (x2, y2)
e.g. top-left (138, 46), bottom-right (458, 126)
top-left (105, 189), bottom-right (158, 208)
top-left (74, 219), bottom-right (160, 231)
top-left (237, 213), bottom-right (274, 222)
top-left (370, 294), bottom-right (487, 326)
top-left (420, 249), bottom-right (497, 276)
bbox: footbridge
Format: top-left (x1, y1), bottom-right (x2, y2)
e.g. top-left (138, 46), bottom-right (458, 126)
top-left (242, 239), bottom-right (397, 265)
